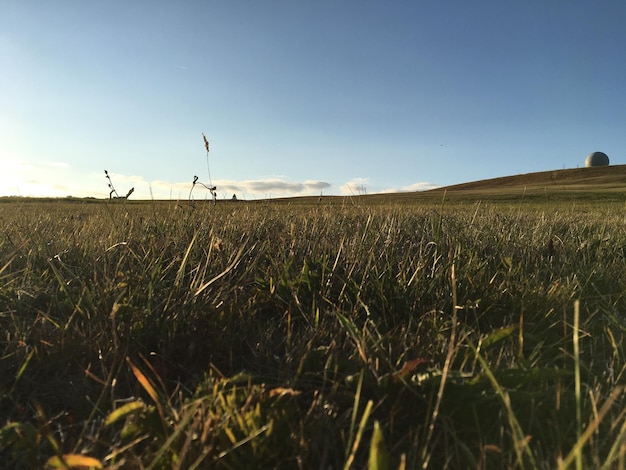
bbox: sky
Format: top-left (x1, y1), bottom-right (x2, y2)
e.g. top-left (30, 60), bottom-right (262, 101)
top-left (2, 1), bottom-right (626, 200)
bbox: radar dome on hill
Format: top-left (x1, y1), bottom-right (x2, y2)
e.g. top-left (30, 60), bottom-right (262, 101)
top-left (585, 151), bottom-right (609, 167)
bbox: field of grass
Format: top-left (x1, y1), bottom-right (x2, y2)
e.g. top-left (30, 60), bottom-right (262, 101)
top-left (1, 193), bottom-right (626, 468)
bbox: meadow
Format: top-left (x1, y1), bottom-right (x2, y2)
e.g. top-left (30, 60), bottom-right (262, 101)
top-left (1, 193), bottom-right (625, 469)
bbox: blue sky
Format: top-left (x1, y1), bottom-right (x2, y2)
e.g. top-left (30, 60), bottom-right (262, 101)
top-left (2, 1), bottom-right (625, 199)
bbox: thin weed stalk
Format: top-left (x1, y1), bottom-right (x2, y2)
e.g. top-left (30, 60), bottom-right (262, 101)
top-left (470, 342), bottom-right (537, 468)
top-left (574, 299), bottom-right (582, 470)
top-left (421, 245), bottom-right (459, 469)
top-left (560, 386), bottom-right (625, 469)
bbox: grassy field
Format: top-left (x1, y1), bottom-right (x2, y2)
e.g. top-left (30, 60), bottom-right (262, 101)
top-left (1, 188), bottom-right (626, 468)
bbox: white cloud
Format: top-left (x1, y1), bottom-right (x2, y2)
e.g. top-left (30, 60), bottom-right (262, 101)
top-left (245, 179), bottom-right (305, 193)
top-left (216, 178), bottom-right (331, 199)
top-left (304, 180), bottom-right (332, 191)
top-left (379, 182), bottom-right (440, 193)
top-left (0, 159), bottom-right (78, 197)
top-left (340, 178), bottom-right (370, 196)
top-left (0, 164), bottom-right (438, 200)
top-left (92, 175), bottom-right (335, 200)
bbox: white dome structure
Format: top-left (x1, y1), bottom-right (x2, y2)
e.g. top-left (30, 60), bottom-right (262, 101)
top-left (585, 151), bottom-right (609, 167)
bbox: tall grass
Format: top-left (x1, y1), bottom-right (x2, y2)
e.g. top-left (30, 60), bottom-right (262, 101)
top-left (0, 198), bottom-right (625, 468)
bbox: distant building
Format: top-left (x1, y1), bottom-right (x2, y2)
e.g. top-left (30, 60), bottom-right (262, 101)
top-left (585, 151), bottom-right (609, 167)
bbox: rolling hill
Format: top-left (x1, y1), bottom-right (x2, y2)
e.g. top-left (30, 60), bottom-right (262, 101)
top-left (267, 165), bottom-right (626, 205)
top-left (429, 164), bottom-right (626, 195)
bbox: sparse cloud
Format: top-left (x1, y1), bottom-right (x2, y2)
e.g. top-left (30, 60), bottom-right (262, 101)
top-left (1, 164), bottom-right (437, 200)
top-left (97, 175), bottom-right (334, 200)
top-left (340, 178), bottom-right (370, 195)
top-left (0, 159), bottom-right (81, 197)
top-left (380, 182), bottom-right (440, 193)
top-left (304, 180), bottom-right (332, 191)
top-left (246, 179), bottom-right (305, 193)
top-left (340, 178), bottom-right (439, 196)
top-left (211, 178), bottom-right (332, 199)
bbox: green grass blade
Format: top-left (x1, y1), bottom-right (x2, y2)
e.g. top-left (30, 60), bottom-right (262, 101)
top-left (344, 399), bottom-right (373, 470)
top-left (470, 342), bottom-right (537, 469)
top-left (368, 420), bottom-right (389, 470)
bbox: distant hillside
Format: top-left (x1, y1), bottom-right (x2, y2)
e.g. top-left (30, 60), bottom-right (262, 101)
top-left (252, 165), bottom-right (626, 205)
top-left (429, 165), bottom-right (626, 194)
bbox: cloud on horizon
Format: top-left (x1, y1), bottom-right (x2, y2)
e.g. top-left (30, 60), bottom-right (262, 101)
top-left (1, 164), bottom-right (438, 200)
top-left (339, 178), bottom-right (438, 197)
top-left (380, 182), bottom-right (440, 193)
top-left (223, 179), bottom-right (331, 195)
top-left (98, 175), bottom-right (334, 200)
top-left (340, 177), bottom-right (370, 196)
